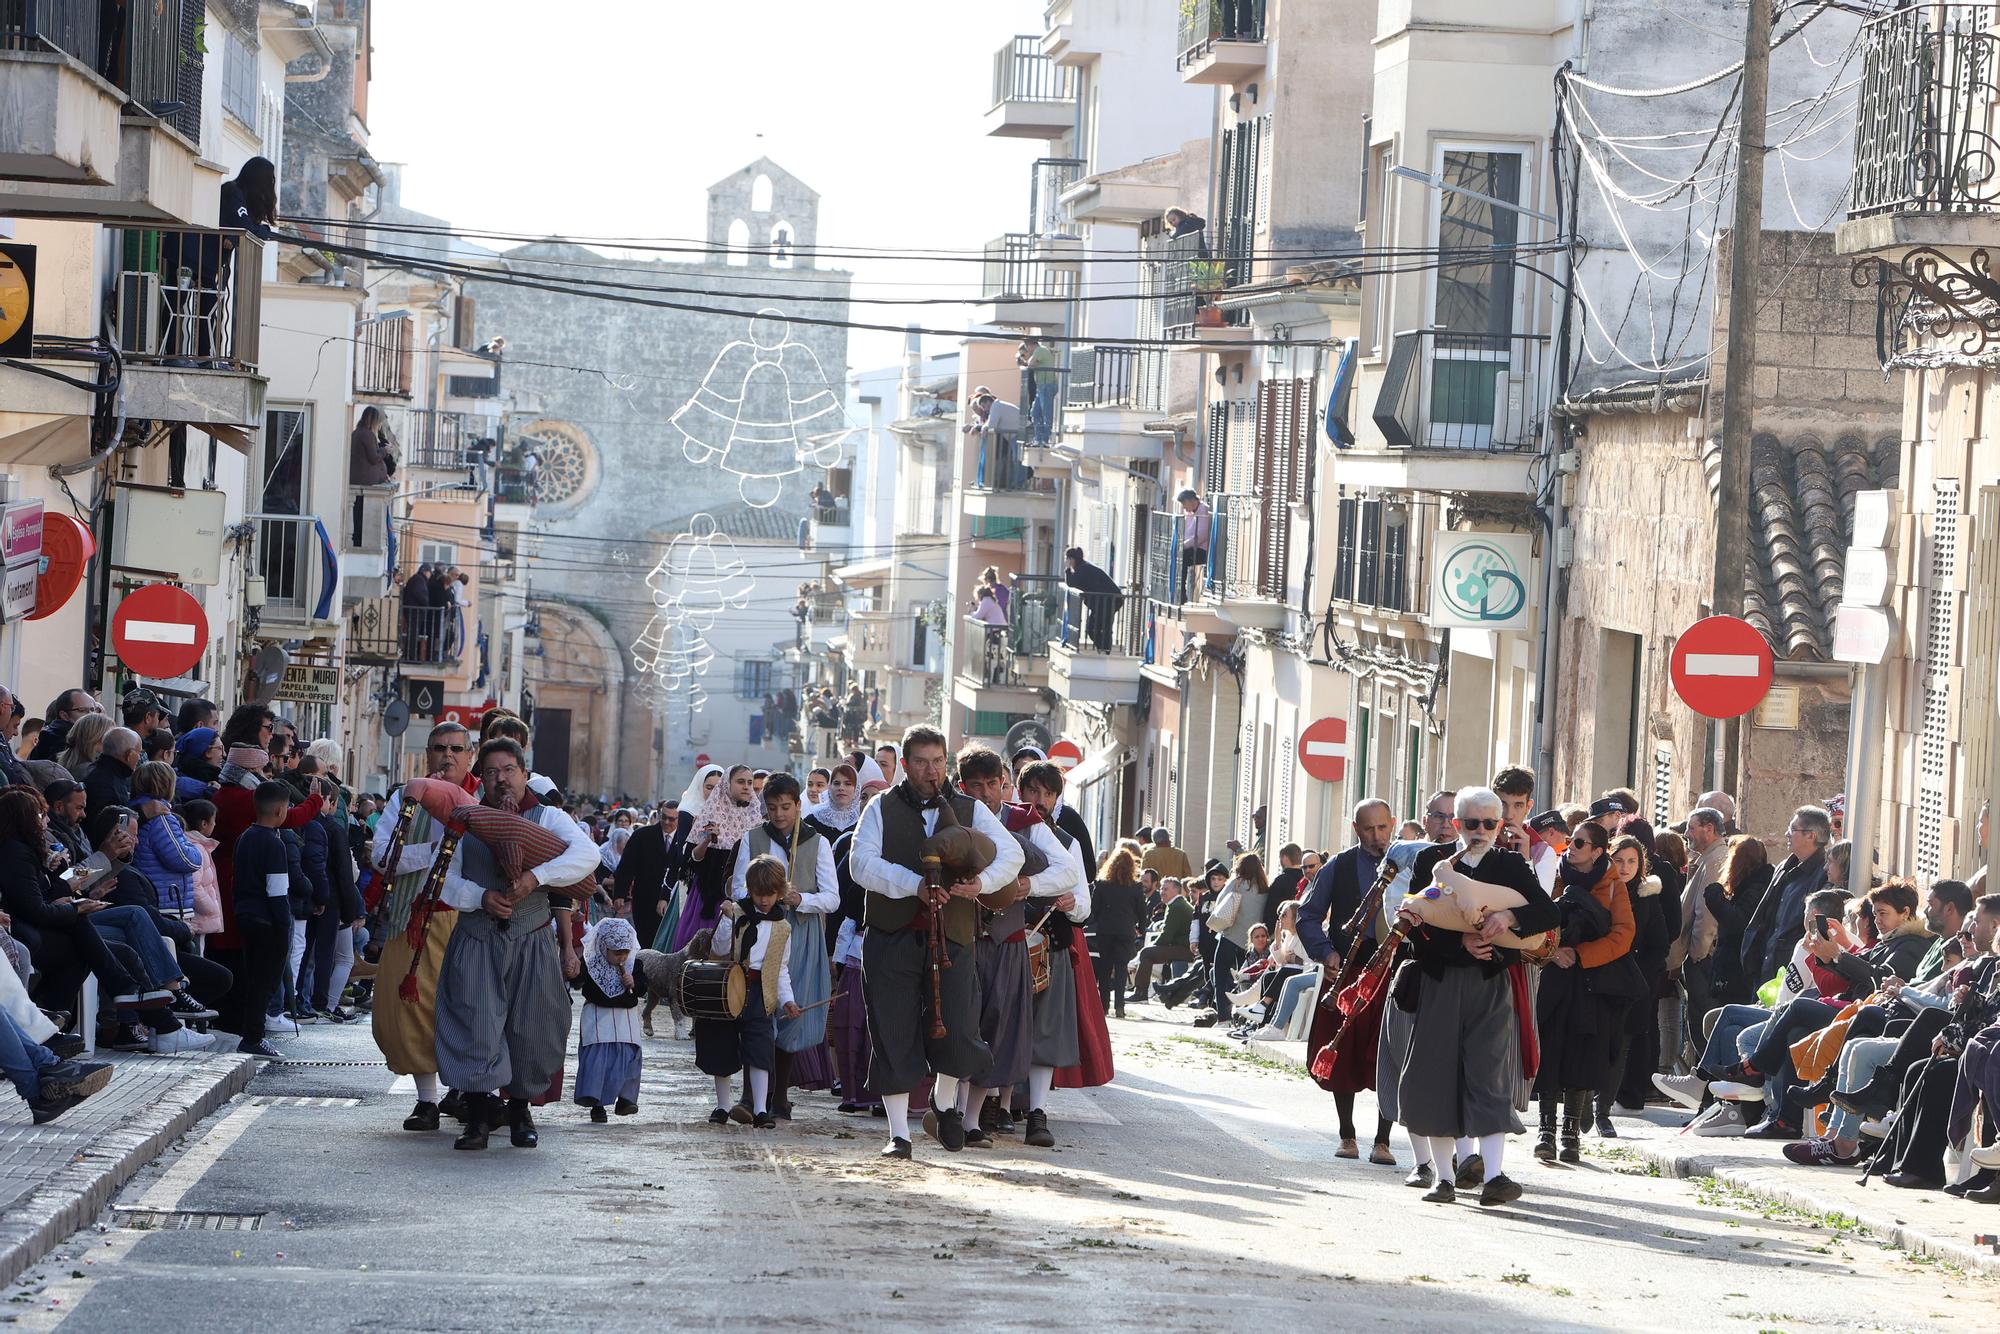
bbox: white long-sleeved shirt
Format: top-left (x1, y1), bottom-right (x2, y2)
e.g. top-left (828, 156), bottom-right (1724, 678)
top-left (849, 793), bottom-right (1024, 900)
top-left (438, 799), bottom-right (602, 912)
top-left (1017, 815), bottom-right (1090, 923)
top-left (712, 911), bottom-right (796, 1007)
top-left (730, 825), bottom-right (840, 913)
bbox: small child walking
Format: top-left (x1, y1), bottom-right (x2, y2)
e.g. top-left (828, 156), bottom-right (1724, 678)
top-left (574, 917), bottom-right (642, 1123)
top-left (696, 855), bottom-right (800, 1129)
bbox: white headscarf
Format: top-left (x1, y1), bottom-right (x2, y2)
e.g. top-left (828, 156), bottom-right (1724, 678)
top-left (582, 916), bottom-right (639, 997)
top-left (676, 763), bottom-right (724, 816)
top-left (856, 756), bottom-right (889, 793)
top-left (599, 824), bottom-right (632, 870)
top-left (808, 780), bottom-right (863, 834)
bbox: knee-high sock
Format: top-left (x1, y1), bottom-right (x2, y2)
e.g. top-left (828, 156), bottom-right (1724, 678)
top-left (882, 1091), bottom-right (911, 1140)
top-left (1333, 1089), bottom-right (1357, 1141)
top-left (1479, 1132), bottom-right (1505, 1181)
top-left (414, 1072), bottom-right (439, 1103)
top-left (933, 1073), bottom-right (960, 1113)
top-left (1429, 1136), bottom-right (1458, 1174)
top-left (960, 1082), bottom-right (982, 1115)
top-left (1410, 1133), bottom-right (1433, 1167)
top-left (1375, 1115), bottom-right (1393, 1147)
top-left (748, 1067), bottom-right (770, 1114)
top-left (1455, 1135), bottom-right (1476, 1163)
top-left (1028, 1065), bottom-right (1055, 1112)
top-left (713, 1076), bottom-right (733, 1111)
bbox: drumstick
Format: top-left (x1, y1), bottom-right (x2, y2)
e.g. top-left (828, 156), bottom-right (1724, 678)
top-left (790, 996), bottom-right (837, 1013)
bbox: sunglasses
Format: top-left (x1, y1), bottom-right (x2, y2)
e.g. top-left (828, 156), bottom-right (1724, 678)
top-left (1459, 818), bottom-right (1501, 831)
top-left (430, 744), bottom-right (469, 753)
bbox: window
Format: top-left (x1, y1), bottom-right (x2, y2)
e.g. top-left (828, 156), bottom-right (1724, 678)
top-left (738, 658), bottom-right (774, 699)
top-left (751, 174), bottom-right (773, 213)
top-left (222, 30), bottom-right (257, 129)
top-left (1432, 147), bottom-right (1523, 337)
top-left (261, 406), bottom-right (307, 513)
top-left (1217, 115), bottom-right (1272, 285)
top-left (769, 223), bottom-right (793, 268)
top-left (1333, 496), bottom-right (1357, 601)
top-left (418, 542), bottom-right (457, 567)
top-left (1355, 499), bottom-right (1382, 605)
top-left (726, 219), bottom-right (750, 266)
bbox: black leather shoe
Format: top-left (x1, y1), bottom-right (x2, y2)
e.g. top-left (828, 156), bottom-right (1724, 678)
top-left (589, 1106), bottom-right (608, 1123)
top-left (1023, 1109), bottom-right (1055, 1148)
top-left (964, 1127), bottom-right (993, 1148)
top-left (1421, 1179), bottom-right (1456, 1204)
top-left (614, 1097), bottom-right (638, 1117)
top-left (1831, 1082), bottom-right (1895, 1120)
top-left (507, 1101), bottom-right (538, 1148)
top-left (708, 1108), bottom-right (730, 1125)
top-left (1454, 1154), bottom-right (1484, 1188)
top-left (1744, 1118), bottom-right (1802, 1141)
top-left (880, 1136), bottom-right (912, 1159)
top-left (1882, 1170), bottom-right (1944, 1190)
top-left (1944, 1172), bottom-right (1995, 1198)
top-left (44, 1033), bottom-right (86, 1060)
top-left (938, 1107), bottom-right (967, 1151)
top-left (453, 1109), bottom-right (492, 1151)
top-left (439, 1089), bottom-right (467, 1122)
top-left (1964, 1182), bottom-right (2000, 1204)
top-left (752, 1111), bottom-right (777, 1129)
top-left (1405, 1164), bottom-right (1435, 1188)
top-left (1479, 1174), bottom-right (1523, 1207)
top-left (402, 1100), bottom-right (441, 1132)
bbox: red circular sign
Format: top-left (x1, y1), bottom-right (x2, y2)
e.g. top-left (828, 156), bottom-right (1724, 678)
top-left (26, 511), bottom-right (93, 622)
top-left (1670, 615), bottom-right (1775, 720)
top-left (1298, 716), bottom-right (1348, 782)
top-left (112, 583), bottom-right (209, 679)
top-left (1047, 739), bottom-right (1084, 772)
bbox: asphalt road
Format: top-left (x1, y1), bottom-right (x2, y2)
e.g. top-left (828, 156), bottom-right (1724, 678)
top-left (2, 1005), bottom-right (1988, 1332)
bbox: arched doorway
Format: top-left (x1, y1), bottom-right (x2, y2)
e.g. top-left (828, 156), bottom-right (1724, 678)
top-left (525, 599), bottom-right (625, 802)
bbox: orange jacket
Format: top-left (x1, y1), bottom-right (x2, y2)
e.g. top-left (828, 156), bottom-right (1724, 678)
top-left (1574, 877), bottom-right (1636, 969)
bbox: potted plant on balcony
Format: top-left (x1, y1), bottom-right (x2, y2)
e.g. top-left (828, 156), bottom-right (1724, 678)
top-left (1189, 260), bottom-right (1228, 327)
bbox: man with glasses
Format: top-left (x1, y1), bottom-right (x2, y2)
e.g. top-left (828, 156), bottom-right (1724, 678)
top-left (370, 722), bottom-right (478, 1134)
top-left (432, 738), bottom-right (598, 1151)
top-left (30, 689), bottom-right (100, 762)
top-left (1396, 787), bottom-right (1559, 1208)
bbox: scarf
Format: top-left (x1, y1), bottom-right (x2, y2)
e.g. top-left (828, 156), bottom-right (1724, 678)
top-left (759, 818), bottom-right (800, 851)
top-left (219, 745), bottom-right (269, 790)
top-left (695, 785), bottom-right (762, 850)
top-left (1557, 854), bottom-right (1609, 908)
top-left (582, 916), bottom-right (638, 997)
top-left (676, 763), bottom-right (725, 815)
top-left (856, 756), bottom-right (888, 793)
top-left (738, 898), bottom-right (786, 955)
top-left (808, 791), bottom-right (861, 833)
top-left (892, 779), bottom-right (943, 812)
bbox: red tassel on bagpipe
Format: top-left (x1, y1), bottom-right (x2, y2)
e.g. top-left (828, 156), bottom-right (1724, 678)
top-left (397, 971), bottom-right (419, 1003)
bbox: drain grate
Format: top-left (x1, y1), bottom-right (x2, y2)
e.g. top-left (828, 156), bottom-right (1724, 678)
top-left (249, 1096), bottom-right (362, 1108)
top-left (112, 1208), bottom-right (263, 1231)
top-left (258, 1059), bottom-right (389, 1069)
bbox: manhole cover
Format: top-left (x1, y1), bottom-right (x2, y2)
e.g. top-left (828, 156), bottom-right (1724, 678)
top-left (112, 1208), bottom-right (263, 1231)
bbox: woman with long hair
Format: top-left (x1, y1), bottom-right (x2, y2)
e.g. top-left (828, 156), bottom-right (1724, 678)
top-left (56, 714), bottom-right (113, 780)
top-left (1205, 852), bottom-right (1269, 1024)
top-left (1088, 845), bottom-right (1146, 1017)
top-left (1532, 822), bottom-right (1636, 1163)
top-left (1708, 836), bottom-right (1774, 1004)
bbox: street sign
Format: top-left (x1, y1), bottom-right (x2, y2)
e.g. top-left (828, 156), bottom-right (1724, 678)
top-left (1428, 531), bottom-right (1534, 631)
top-left (0, 560), bottom-right (36, 623)
top-left (1047, 738), bottom-right (1084, 772)
top-left (27, 511), bottom-right (91, 622)
top-left (1670, 614), bottom-right (1774, 720)
top-left (275, 664), bottom-right (338, 707)
top-left (1298, 716), bottom-right (1348, 782)
top-left (403, 678), bottom-right (444, 719)
top-left (1831, 604), bottom-right (1894, 665)
top-left (111, 583), bottom-right (208, 679)
top-left (0, 499), bottom-right (43, 565)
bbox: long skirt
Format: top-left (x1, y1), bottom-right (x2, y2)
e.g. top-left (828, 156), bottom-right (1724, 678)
top-left (974, 936), bottom-right (1034, 1091)
top-left (863, 926), bottom-right (984, 1094)
top-left (668, 888), bottom-right (722, 953)
top-left (1533, 967), bottom-right (1626, 1096)
top-left (573, 1042), bottom-right (641, 1106)
top-left (1030, 936), bottom-right (1080, 1069)
top-left (652, 884), bottom-right (685, 952)
top-left (777, 912), bottom-right (831, 1052)
top-left (370, 907), bottom-right (457, 1077)
top-left (830, 962), bottom-right (874, 1104)
top-left (433, 905), bottom-right (571, 1099)
top-left (1395, 963), bottom-right (1525, 1139)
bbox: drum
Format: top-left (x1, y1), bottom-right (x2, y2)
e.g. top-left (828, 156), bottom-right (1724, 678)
top-left (1026, 929), bottom-right (1052, 995)
top-left (677, 960), bottom-right (746, 1022)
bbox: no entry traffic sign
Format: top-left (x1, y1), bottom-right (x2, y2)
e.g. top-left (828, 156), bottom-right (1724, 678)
top-left (112, 583), bottom-right (208, 679)
top-left (1670, 615), bottom-right (1774, 720)
top-left (1047, 738), bottom-right (1084, 772)
top-left (1298, 716), bottom-right (1348, 782)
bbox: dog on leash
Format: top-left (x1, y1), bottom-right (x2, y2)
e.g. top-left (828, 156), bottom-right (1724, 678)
top-left (632, 929), bottom-right (714, 1039)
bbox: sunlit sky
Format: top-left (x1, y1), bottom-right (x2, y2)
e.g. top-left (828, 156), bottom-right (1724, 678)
top-left (367, 0), bottom-right (1052, 375)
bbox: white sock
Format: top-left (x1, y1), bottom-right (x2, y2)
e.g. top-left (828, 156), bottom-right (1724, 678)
top-left (1029, 1065), bottom-right (1055, 1112)
top-left (414, 1073), bottom-right (439, 1103)
top-left (1479, 1132), bottom-right (1505, 1181)
top-left (1430, 1137), bottom-right (1458, 1174)
top-left (1409, 1133), bottom-right (1433, 1167)
top-left (748, 1067), bottom-right (770, 1114)
top-left (1455, 1135), bottom-right (1476, 1163)
top-left (713, 1076), bottom-right (732, 1111)
top-left (959, 1082), bottom-right (981, 1115)
top-left (933, 1073), bottom-right (959, 1114)
top-left (883, 1092), bottom-right (911, 1140)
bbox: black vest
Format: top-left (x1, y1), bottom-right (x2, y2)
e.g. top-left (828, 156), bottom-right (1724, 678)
top-left (866, 786), bottom-right (981, 945)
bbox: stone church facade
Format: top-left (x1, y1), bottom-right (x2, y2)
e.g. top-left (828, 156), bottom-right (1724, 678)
top-left (465, 159), bottom-right (850, 799)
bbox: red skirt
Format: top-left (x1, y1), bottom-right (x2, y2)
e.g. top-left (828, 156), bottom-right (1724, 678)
top-left (1054, 930), bottom-right (1114, 1089)
top-left (1307, 966), bottom-right (1385, 1094)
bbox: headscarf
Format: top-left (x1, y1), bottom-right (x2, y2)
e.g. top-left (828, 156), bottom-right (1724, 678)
top-left (676, 763), bottom-right (724, 816)
top-left (808, 776), bottom-right (862, 833)
top-left (695, 778), bottom-right (763, 850)
top-left (219, 745), bottom-right (268, 790)
top-left (856, 756), bottom-right (889, 794)
top-left (600, 823), bottom-right (632, 869)
top-left (582, 916), bottom-right (639, 997)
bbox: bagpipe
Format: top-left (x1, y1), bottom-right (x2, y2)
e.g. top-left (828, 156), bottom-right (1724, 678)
top-left (915, 799), bottom-right (996, 1039)
top-left (1309, 853), bottom-right (1403, 1081)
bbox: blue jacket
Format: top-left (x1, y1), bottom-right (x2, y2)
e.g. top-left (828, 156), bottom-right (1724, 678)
top-left (132, 809), bottom-right (203, 916)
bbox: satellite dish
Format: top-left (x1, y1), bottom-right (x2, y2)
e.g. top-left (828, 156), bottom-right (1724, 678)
top-left (382, 697), bottom-right (411, 738)
top-left (1004, 718), bottom-right (1054, 759)
top-left (245, 644), bottom-right (289, 706)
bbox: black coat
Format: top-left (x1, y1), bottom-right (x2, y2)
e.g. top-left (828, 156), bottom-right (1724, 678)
top-left (1088, 879), bottom-right (1146, 954)
top-left (0, 834), bottom-right (86, 936)
top-left (1263, 865), bottom-right (1302, 934)
top-left (318, 814), bottom-right (361, 921)
top-left (1063, 558), bottom-right (1122, 602)
top-left (1407, 845), bottom-right (1559, 976)
top-left (1744, 850), bottom-right (1828, 985)
top-left (82, 753), bottom-right (134, 823)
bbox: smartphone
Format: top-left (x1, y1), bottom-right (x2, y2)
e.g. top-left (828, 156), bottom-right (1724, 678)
top-left (1813, 914), bottom-right (1835, 941)
top-left (116, 811), bottom-right (134, 837)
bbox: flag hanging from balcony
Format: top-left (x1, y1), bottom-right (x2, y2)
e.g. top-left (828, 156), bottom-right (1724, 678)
top-left (311, 517), bottom-right (338, 622)
top-left (1327, 340), bottom-right (1356, 448)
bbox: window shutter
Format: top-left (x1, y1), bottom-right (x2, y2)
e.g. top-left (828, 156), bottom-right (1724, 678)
top-left (1205, 401), bottom-right (1229, 492)
top-left (1275, 729), bottom-right (1295, 849)
top-left (1651, 743), bottom-right (1674, 827)
top-left (1917, 478), bottom-right (1962, 881)
top-left (1239, 713), bottom-right (1258, 844)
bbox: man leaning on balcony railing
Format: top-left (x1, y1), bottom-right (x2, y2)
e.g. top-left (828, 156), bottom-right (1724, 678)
top-left (1176, 489), bottom-right (1212, 603)
top-left (1063, 547), bottom-right (1124, 653)
top-left (963, 386), bottom-right (1022, 442)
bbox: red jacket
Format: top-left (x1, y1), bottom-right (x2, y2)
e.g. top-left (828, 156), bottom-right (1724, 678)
top-left (210, 785), bottom-right (321, 949)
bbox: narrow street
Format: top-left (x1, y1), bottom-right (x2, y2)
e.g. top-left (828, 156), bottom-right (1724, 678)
top-left (4, 1010), bottom-right (1983, 1333)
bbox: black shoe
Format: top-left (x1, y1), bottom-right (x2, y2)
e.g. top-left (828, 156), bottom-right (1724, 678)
top-left (1794, 1070), bottom-right (1838, 1109)
top-left (981, 1096), bottom-right (1015, 1135)
top-left (1831, 1082), bottom-right (1896, 1120)
top-left (1744, 1118), bottom-right (1801, 1141)
top-left (1534, 1131), bottom-right (1557, 1163)
top-left (1965, 1182), bottom-right (2000, 1205)
top-left (402, 1100), bottom-right (441, 1132)
top-left (1454, 1154), bottom-right (1485, 1188)
top-left (752, 1111), bottom-right (777, 1129)
top-left (1479, 1173), bottom-right (1523, 1206)
top-left (237, 1040), bottom-right (283, 1060)
top-left (169, 991), bottom-right (216, 1021)
top-left (880, 1136), bottom-right (912, 1159)
top-left (108, 1024), bottom-right (151, 1053)
top-left (771, 1099), bottom-right (793, 1122)
top-left (507, 1103), bottom-right (538, 1148)
top-left (1595, 1115), bottom-right (1618, 1139)
top-left (837, 1101), bottom-right (865, 1114)
top-left (938, 1107), bottom-right (967, 1152)
top-left (1024, 1108), bottom-right (1055, 1148)
top-left (1405, 1164), bottom-right (1435, 1188)
top-left (39, 1009), bottom-right (71, 1032)
top-left (1421, 1179), bottom-right (1456, 1204)
top-left (454, 1098), bottom-right (493, 1150)
top-left (1559, 1116), bottom-right (1581, 1164)
top-left (30, 1087), bottom-right (89, 1124)
top-left (439, 1089), bottom-right (468, 1122)
top-left (614, 1097), bottom-right (638, 1117)
top-left (590, 1106), bottom-right (608, 1124)
top-left (1945, 1171), bottom-right (1995, 1198)
top-left (728, 1101), bottom-right (755, 1126)
top-left (38, 1060), bottom-right (112, 1103)
top-left (964, 1127), bottom-right (993, 1148)
top-left (708, 1108), bottom-right (730, 1125)
top-left (43, 1033), bottom-right (86, 1060)
top-left (1882, 1170), bottom-right (1945, 1190)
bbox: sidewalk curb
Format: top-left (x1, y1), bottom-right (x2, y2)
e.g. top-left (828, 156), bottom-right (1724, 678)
top-left (0, 1053), bottom-right (256, 1288)
top-left (1193, 1028), bottom-right (2000, 1276)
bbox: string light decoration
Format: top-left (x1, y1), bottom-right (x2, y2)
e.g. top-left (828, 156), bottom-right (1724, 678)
top-left (631, 512), bottom-right (752, 708)
top-left (669, 308), bottom-right (842, 507)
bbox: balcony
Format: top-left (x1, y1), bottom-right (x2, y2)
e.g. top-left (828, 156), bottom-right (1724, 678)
top-left (1369, 329), bottom-right (1550, 476)
top-left (398, 409), bottom-right (495, 492)
top-left (953, 574), bottom-right (1061, 716)
top-left (1326, 492), bottom-right (1437, 622)
top-left (1030, 156), bottom-right (1086, 269)
top-left (344, 597), bottom-right (464, 669)
top-left (108, 227), bottom-right (266, 429)
top-left (1159, 236), bottom-right (1250, 342)
top-left (964, 430), bottom-right (1058, 521)
top-left (0, 0), bottom-right (217, 227)
top-left (1147, 508), bottom-right (1219, 631)
top-left (848, 607), bottom-right (896, 673)
top-left (345, 481), bottom-right (396, 561)
top-left (1177, 0), bottom-right (1267, 86)
top-left (356, 314), bottom-right (415, 398)
top-left (803, 591), bottom-right (846, 648)
top-left (986, 35), bottom-right (1075, 140)
top-left (1057, 344), bottom-right (1163, 461)
top-left (1048, 583), bottom-right (1146, 705)
top-left (250, 514), bottom-right (337, 633)
top-left (1194, 491), bottom-right (1287, 629)
top-left (1040, 0), bottom-right (1099, 66)
top-left (975, 233), bottom-right (1075, 329)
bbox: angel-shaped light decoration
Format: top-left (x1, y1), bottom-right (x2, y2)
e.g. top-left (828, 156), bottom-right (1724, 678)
top-left (646, 513), bottom-right (756, 632)
top-left (669, 308), bottom-right (843, 507)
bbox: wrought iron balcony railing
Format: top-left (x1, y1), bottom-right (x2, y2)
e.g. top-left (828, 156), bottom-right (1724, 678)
top-left (981, 233), bottom-right (1078, 306)
top-left (1203, 490), bottom-right (1283, 603)
top-left (992, 34), bottom-right (1074, 110)
top-left (1177, 0), bottom-right (1267, 69)
top-left (1064, 344), bottom-right (1141, 409)
top-left (1371, 329), bottom-right (1550, 452)
top-left (3, 0), bottom-right (202, 141)
top-left (1850, 6), bottom-right (2000, 219)
top-left (972, 429), bottom-right (1034, 491)
top-left (1030, 156), bottom-right (1085, 238)
top-left (1057, 581), bottom-right (1145, 656)
top-left (356, 314), bottom-right (414, 397)
top-left (1008, 573), bottom-right (1065, 659)
top-left (110, 228), bottom-right (262, 369)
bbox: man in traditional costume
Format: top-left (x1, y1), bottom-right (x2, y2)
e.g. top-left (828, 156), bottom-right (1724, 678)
top-left (850, 726), bottom-right (1022, 1159)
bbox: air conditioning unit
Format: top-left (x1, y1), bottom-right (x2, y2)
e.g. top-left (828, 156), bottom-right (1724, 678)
top-left (116, 272), bottom-right (162, 355)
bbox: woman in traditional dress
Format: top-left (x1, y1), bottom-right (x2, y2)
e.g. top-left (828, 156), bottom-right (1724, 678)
top-left (680, 766), bottom-right (760, 953)
top-left (660, 764), bottom-right (726, 951)
top-left (734, 773), bottom-right (838, 1117)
